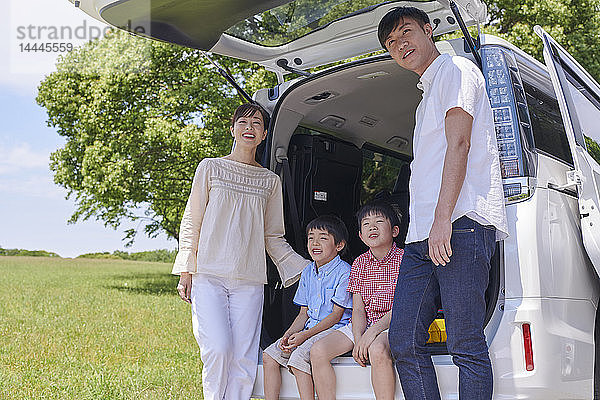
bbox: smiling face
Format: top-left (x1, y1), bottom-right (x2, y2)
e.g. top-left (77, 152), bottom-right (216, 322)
top-left (359, 212), bottom-right (399, 252)
top-left (384, 17), bottom-right (439, 76)
top-left (230, 110), bottom-right (267, 150)
top-left (307, 228), bottom-right (345, 268)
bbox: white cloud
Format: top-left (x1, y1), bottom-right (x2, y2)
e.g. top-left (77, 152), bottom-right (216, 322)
top-left (0, 143), bottom-right (49, 175)
top-left (0, 174), bottom-right (66, 198)
top-left (0, 142), bottom-right (64, 198)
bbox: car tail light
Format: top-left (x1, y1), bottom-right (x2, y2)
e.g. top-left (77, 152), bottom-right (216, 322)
top-left (522, 323), bottom-right (534, 371)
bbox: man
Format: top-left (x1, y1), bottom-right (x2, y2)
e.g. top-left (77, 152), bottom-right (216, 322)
top-left (378, 6), bottom-right (508, 400)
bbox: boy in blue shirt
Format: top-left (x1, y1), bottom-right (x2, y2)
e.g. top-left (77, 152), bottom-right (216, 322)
top-left (263, 215), bottom-right (353, 400)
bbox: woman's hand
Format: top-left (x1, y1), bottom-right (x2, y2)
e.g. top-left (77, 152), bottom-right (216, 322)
top-left (177, 273), bottom-right (192, 304)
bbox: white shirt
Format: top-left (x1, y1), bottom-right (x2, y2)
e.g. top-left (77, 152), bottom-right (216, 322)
top-left (406, 54), bottom-right (508, 243)
top-left (172, 158), bottom-right (309, 287)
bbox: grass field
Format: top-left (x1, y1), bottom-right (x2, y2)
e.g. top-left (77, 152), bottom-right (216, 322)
top-left (0, 256), bottom-right (204, 399)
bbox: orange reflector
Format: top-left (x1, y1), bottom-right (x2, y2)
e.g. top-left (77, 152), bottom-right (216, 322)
top-left (522, 323), bottom-right (534, 371)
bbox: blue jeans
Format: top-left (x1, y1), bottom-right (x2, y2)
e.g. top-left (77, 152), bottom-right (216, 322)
top-left (389, 216), bottom-right (496, 400)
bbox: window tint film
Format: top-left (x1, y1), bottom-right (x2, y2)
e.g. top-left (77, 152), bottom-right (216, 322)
top-left (523, 81), bottom-right (573, 165)
top-left (225, 0), bottom-right (432, 47)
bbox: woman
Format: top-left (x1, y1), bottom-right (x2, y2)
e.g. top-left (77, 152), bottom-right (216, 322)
top-left (174, 103), bottom-right (308, 400)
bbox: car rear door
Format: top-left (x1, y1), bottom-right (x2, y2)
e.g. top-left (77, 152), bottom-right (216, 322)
top-left (535, 26), bottom-right (600, 275)
top-left (73, 0), bottom-right (487, 75)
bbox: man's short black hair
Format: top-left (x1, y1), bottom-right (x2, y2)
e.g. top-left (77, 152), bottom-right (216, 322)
top-left (356, 201), bottom-right (401, 230)
top-left (306, 215), bottom-right (349, 247)
top-left (231, 103), bottom-right (270, 130)
top-left (378, 6), bottom-right (431, 49)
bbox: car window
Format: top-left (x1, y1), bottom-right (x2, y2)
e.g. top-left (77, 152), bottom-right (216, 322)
top-left (291, 127), bottom-right (409, 204)
top-left (522, 80), bottom-right (574, 165)
top-left (361, 147), bottom-right (408, 203)
top-left (225, 0), bottom-right (432, 47)
top-left (564, 74), bottom-right (600, 166)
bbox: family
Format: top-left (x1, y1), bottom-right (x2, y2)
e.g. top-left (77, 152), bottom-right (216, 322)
top-left (173, 6), bottom-right (508, 400)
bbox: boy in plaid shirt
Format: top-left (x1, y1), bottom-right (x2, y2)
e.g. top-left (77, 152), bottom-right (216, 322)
top-left (310, 202), bottom-right (403, 400)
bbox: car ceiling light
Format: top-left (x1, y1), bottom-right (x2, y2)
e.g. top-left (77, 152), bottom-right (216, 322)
top-left (319, 115), bottom-right (346, 129)
top-left (386, 136), bottom-right (409, 149)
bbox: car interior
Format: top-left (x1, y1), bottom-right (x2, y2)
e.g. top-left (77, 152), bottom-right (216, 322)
top-left (260, 38), bottom-right (501, 356)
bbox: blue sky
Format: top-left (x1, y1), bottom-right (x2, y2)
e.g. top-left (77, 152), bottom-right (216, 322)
top-left (0, 0), bottom-right (174, 257)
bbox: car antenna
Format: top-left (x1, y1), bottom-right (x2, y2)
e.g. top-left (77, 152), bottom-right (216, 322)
top-left (449, 1), bottom-right (482, 68)
top-left (200, 51), bottom-right (256, 104)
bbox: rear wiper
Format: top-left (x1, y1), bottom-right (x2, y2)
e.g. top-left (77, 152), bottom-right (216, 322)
top-left (201, 51), bottom-right (255, 104)
top-left (449, 1), bottom-right (482, 68)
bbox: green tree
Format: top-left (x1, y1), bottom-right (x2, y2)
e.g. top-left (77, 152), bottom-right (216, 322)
top-left (485, 0), bottom-right (600, 80)
top-left (0, 247), bottom-right (60, 257)
top-left (586, 136), bottom-right (600, 165)
top-left (37, 30), bottom-right (276, 243)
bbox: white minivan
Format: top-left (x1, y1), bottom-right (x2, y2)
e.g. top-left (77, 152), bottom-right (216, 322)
top-left (74, 0), bottom-right (600, 398)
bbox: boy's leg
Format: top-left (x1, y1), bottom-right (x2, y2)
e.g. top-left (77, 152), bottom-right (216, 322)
top-left (436, 217), bottom-right (496, 400)
top-left (368, 331), bottom-right (396, 400)
top-left (190, 275), bottom-right (232, 400)
top-left (310, 330), bottom-right (354, 400)
top-left (263, 338), bottom-right (291, 400)
top-left (225, 282), bottom-right (264, 400)
top-left (289, 366), bottom-right (315, 400)
top-left (263, 352), bottom-right (283, 400)
top-left (287, 329), bottom-right (336, 400)
top-left (389, 240), bottom-right (441, 400)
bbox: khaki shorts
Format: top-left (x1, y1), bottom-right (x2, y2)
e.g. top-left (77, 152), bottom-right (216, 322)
top-left (263, 328), bottom-right (336, 375)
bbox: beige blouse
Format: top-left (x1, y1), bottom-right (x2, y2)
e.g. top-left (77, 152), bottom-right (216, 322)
top-left (172, 157), bottom-right (308, 287)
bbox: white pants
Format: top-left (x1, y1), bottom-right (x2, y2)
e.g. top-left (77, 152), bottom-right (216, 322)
top-left (191, 274), bottom-right (264, 400)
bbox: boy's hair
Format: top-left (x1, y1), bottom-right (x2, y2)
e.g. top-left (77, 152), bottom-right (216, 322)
top-left (231, 103), bottom-right (270, 130)
top-left (378, 6), bottom-right (431, 49)
top-left (356, 201), bottom-right (401, 230)
top-left (306, 215), bottom-right (349, 247)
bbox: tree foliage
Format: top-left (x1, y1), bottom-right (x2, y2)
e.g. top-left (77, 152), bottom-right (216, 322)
top-left (77, 249), bottom-right (176, 263)
top-left (485, 0), bottom-right (600, 80)
top-left (37, 31), bottom-right (276, 243)
top-left (0, 247), bottom-right (60, 258)
top-left (586, 136), bottom-right (600, 165)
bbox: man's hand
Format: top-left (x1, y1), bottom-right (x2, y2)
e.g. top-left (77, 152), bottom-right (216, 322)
top-left (428, 217), bottom-right (452, 266)
top-left (177, 272), bottom-right (192, 303)
top-left (429, 107), bottom-right (472, 266)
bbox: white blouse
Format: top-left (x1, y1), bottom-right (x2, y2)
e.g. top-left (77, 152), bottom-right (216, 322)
top-left (172, 157), bottom-right (308, 287)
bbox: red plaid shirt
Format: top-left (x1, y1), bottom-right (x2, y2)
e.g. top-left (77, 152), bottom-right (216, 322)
top-left (347, 243), bottom-right (403, 326)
